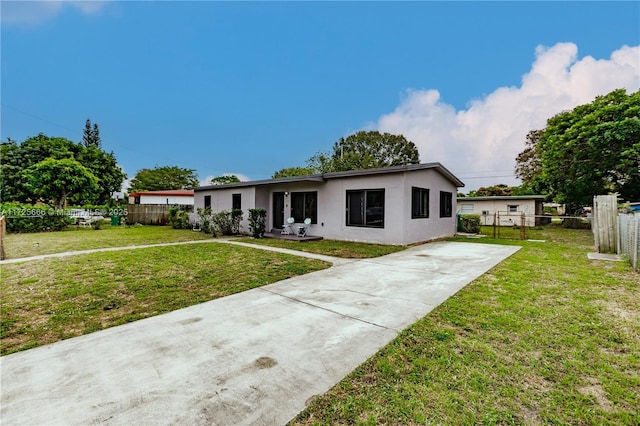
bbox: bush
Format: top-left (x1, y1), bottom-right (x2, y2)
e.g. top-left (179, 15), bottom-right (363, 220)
top-left (211, 209), bottom-right (243, 236)
top-left (458, 214), bottom-right (481, 233)
top-left (168, 206), bottom-right (190, 229)
top-left (248, 208), bottom-right (267, 238)
top-left (196, 207), bottom-right (215, 235)
top-left (0, 203), bottom-right (75, 233)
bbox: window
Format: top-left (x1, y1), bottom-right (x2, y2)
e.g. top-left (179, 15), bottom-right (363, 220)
top-left (346, 189), bottom-right (385, 228)
top-left (482, 210), bottom-right (490, 215)
top-left (508, 205), bottom-right (518, 213)
top-left (411, 187), bottom-right (430, 219)
top-left (460, 204), bottom-right (474, 214)
top-left (204, 195), bottom-right (211, 210)
top-left (232, 193), bottom-right (241, 210)
top-left (440, 191), bottom-right (452, 217)
top-left (291, 191), bottom-right (317, 223)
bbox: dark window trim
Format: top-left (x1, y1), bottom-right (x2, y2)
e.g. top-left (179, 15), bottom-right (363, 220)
top-left (291, 191), bottom-right (318, 224)
top-left (346, 188), bottom-right (385, 228)
top-left (232, 193), bottom-right (241, 210)
top-left (411, 186), bottom-right (430, 219)
top-left (440, 191), bottom-right (453, 218)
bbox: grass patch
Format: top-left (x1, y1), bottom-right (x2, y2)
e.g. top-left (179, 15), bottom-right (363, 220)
top-left (233, 238), bottom-right (405, 258)
top-left (1, 243), bottom-right (330, 355)
top-left (291, 225), bottom-right (640, 425)
top-left (3, 224), bottom-right (212, 259)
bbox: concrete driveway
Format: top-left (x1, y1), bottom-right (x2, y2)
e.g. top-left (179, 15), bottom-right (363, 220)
top-left (0, 241), bottom-right (519, 425)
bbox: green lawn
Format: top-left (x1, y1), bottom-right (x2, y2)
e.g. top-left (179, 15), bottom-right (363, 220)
top-left (233, 237), bottom-right (405, 258)
top-left (291, 226), bottom-right (640, 425)
top-left (1, 243), bottom-right (330, 355)
top-left (2, 224), bottom-right (212, 259)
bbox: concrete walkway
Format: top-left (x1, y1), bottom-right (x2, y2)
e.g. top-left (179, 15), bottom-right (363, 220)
top-left (0, 241), bottom-right (520, 425)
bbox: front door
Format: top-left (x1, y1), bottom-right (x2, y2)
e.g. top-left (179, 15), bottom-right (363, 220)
top-left (272, 192), bottom-right (285, 230)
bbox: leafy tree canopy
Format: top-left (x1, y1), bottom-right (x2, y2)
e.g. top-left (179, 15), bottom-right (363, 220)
top-left (515, 88), bottom-right (640, 213)
top-left (274, 131), bottom-right (420, 177)
top-left (210, 174), bottom-right (241, 185)
top-left (129, 166), bottom-right (199, 193)
top-left (21, 158), bottom-right (98, 209)
top-left (467, 184), bottom-right (537, 197)
top-left (272, 166), bottom-right (317, 179)
top-left (0, 133), bottom-right (125, 206)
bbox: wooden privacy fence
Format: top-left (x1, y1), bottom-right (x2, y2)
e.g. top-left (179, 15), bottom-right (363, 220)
top-left (618, 214), bottom-right (639, 270)
top-left (592, 195), bottom-right (619, 254)
top-left (125, 204), bottom-right (192, 225)
top-left (0, 215), bottom-right (6, 260)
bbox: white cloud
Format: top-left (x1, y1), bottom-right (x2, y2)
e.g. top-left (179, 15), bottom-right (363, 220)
top-left (376, 43), bottom-right (640, 191)
top-left (1, 1), bottom-right (108, 25)
top-left (199, 173), bottom-right (250, 187)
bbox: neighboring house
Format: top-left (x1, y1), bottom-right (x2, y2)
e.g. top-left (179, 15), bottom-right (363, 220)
top-left (456, 195), bottom-right (546, 227)
top-left (128, 190), bottom-right (194, 206)
top-left (195, 163), bottom-right (464, 246)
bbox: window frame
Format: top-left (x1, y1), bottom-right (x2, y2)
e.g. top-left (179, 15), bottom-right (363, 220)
top-left (411, 186), bottom-right (430, 219)
top-left (508, 204), bottom-right (518, 213)
top-left (232, 193), bottom-right (241, 210)
top-left (204, 195), bottom-right (211, 210)
top-left (290, 191), bottom-right (317, 224)
top-left (346, 189), bottom-right (385, 228)
top-left (439, 191), bottom-right (453, 218)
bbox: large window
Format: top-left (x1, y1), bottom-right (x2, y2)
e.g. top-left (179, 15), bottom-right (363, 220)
top-left (411, 187), bottom-right (430, 219)
top-left (232, 193), bottom-right (241, 210)
top-left (440, 191), bottom-right (452, 217)
top-left (291, 191), bottom-right (317, 223)
top-left (346, 189), bottom-right (385, 228)
top-left (204, 195), bottom-right (211, 210)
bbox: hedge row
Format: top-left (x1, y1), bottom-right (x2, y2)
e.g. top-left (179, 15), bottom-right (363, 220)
top-left (0, 203), bottom-right (75, 233)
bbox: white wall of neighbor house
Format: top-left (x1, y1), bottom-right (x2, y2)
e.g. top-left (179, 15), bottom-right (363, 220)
top-left (138, 195), bottom-right (194, 205)
top-left (457, 199), bottom-right (538, 227)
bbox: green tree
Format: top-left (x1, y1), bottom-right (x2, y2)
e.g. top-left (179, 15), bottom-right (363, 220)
top-left (312, 131), bottom-right (420, 172)
top-left (210, 174), bottom-right (241, 185)
top-left (0, 133), bottom-right (125, 205)
top-left (272, 166), bottom-right (317, 179)
top-left (129, 166), bottom-right (199, 192)
top-left (515, 89), bottom-right (640, 213)
top-left (83, 118), bottom-right (101, 149)
top-left (275, 131), bottom-right (421, 177)
top-left (77, 147), bottom-right (126, 205)
top-left (21, 158), bottom-right (99, 208)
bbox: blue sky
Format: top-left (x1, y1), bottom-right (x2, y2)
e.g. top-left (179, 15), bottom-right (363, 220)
top-left (2, 1), bottom-right (639, 191)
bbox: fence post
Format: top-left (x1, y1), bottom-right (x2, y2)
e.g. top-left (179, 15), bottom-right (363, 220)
top-left (593, 195), bottom-right (619, 254)
top-left (0, 215), bottom-right (6, 261)
top-left (633, 217), bottom-right (639, 270)
top-left (493, 213), bottom-right (496, 239)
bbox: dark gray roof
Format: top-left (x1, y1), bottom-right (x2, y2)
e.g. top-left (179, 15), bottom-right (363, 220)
top-left (195, 162), bottom-right (464, 191)
top-left (457, 195), bottom-right (546, 201)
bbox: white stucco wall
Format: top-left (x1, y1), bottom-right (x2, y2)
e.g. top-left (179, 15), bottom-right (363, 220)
top-left (194, 187), bottom-right (256, 232)
top-left (138, 195), bottom-right (194, 205)
top-left (195, 169), bottom-right (460, 245)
